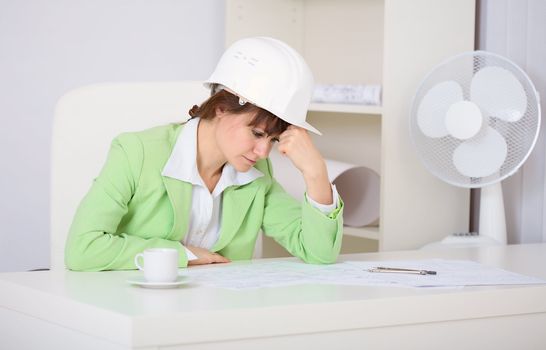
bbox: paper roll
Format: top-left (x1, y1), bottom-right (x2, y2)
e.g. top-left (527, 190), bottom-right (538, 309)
top-left (312, 84), bottom-right (382, 105)
top-left (268, 150), bottom-right (380, 227)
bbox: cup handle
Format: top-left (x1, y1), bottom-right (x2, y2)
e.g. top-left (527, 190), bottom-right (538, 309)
top-left (134, 253), bottom-right (144, 271)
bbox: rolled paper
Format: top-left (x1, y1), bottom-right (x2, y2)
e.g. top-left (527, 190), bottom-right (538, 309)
top-left (312, 84), bottom-right (382, 105)
top-left (268, 149), bottom-right (380, 227)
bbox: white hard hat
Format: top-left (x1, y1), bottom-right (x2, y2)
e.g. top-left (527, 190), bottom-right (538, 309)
top-left (205, 37), bottom-right (321, 135)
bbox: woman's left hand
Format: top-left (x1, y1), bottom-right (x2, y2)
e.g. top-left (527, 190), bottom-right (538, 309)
top-left (277, 126), bottom-right (323, 175)
top-left (277, 126), bottom-right (333, 205)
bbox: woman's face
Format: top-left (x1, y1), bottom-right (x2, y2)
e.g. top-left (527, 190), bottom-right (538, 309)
top-left (215, 111), bottom-right (279, 172)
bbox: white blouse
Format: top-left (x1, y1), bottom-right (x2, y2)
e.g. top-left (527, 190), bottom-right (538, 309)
top-left (161, 118), bottom-right (339, 261)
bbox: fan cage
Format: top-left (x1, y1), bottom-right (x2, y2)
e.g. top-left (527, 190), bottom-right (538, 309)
top-left (409, 51), bottom-right (541, 188)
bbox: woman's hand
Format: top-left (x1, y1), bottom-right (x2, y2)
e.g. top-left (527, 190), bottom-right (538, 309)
top-left (186, 246), bottom-right (231, 266)
top-left (277, 126), bottom-right (333, 205)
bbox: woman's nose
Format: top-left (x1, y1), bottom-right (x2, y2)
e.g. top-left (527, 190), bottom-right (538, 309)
top-left (254, 139), bottom-right (272, 159)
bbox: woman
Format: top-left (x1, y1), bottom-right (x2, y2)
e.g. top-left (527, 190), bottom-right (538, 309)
top-left (65, 37), bottom-right (343, 271)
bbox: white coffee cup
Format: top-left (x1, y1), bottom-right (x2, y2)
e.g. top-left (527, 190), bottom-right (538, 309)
top-left (134, 248), bottom-right (179, 283)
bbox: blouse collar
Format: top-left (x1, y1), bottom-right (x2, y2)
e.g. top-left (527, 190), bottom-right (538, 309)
top-left (161, 117), bottom-right (263, 194)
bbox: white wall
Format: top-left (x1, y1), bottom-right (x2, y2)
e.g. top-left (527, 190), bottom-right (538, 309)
top-left (5, 1), bottom-right (544, 272)
top-left (0, 0), bottom-right (225, 272)
top-left (477, 0), bottom-right (546, 243)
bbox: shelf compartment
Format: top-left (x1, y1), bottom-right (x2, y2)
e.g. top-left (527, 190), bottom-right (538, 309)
top-left (343, 226), bottom-right (380, 241)
top-left (309, 103), bottom-right (382, 115)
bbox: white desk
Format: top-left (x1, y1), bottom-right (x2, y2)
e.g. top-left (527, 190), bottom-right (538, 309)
top-left (2, 244), bottom-right (546, 350)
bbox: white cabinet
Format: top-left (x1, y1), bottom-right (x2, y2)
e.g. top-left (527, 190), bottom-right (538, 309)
top-left (226, 0), bottom-right (475, 254)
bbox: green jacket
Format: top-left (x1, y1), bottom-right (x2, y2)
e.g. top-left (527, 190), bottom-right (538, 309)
top-left (65, 123), bottom-right (343, 271)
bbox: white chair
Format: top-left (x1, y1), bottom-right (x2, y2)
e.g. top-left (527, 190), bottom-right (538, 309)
top-left (50, 81), bottom-right (210, 270)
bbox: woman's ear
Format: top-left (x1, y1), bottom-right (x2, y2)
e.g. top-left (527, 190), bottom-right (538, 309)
top-left (215, 106), bottom-right (227, 118)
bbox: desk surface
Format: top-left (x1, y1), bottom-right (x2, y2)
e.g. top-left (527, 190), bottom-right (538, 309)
top-left (2, 244), bottom-right (546, 349)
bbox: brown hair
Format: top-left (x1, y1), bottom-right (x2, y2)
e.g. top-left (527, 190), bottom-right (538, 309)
top-left (188, 87), bottom-right (289, 136)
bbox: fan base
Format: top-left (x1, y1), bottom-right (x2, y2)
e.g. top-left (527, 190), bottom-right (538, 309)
top-left (421, 234), bottom-right (503, 250)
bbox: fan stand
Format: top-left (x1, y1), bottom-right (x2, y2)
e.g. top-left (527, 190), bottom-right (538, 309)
top-left (422, 182), bottom-right (507, 249)
top-left (478, 182), bottom-right (507, 244)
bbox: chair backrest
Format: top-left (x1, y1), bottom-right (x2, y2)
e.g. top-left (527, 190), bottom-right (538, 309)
top-left (50, 81), bottom-right (210, 270)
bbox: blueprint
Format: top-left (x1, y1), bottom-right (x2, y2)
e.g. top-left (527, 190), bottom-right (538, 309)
top-left (181, 259), bottom-right (546, 290)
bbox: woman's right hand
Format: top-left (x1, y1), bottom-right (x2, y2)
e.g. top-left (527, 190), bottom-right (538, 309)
top-left (186, 246), bottom-right (231, 266)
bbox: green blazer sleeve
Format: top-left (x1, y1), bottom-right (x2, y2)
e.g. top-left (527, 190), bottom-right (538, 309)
top-left (65, 134), bottom-right (190, 271)
top-left (261, 159), bottom-right (344, 264)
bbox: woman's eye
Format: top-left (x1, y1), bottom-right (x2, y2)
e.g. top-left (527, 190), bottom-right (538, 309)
top-left (252, 130), bottom-right (264, 138)
top-left (271, 137), bottom-right (280, 143)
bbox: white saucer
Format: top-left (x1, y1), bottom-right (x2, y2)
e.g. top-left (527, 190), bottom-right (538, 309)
top-left (127, 276), bottom-right (189, 289)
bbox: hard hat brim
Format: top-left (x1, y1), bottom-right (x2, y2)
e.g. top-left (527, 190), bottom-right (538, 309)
top-left (290, 120), bottom-right (322, 136)
top-left (204, 81), bottom-right (322, 135)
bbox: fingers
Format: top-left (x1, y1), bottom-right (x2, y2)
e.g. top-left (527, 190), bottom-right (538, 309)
top-left (279, 125), bottom-right (306, 140)
top-left (201, 252), bottom-right (230, 264)
top-left (211, 252), bottom-right (231, 264)
top-left (279, 126), bottom-right (310, 144)
top-left (277, 125), bottom-right (301, 155)
top-left (278, 125), bottom-right (315, 158)
top-left (188, 251), bottom-right (230, 266)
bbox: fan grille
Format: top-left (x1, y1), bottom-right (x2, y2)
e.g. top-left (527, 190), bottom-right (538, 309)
top-left (410, 51), bottom-right (541, 188)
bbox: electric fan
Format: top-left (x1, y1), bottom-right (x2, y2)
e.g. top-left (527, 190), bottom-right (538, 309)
top-left (410, 51), bottom-right (541, 245)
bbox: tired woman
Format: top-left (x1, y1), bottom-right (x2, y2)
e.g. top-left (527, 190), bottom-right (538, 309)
top-left (65, 37), bottom-right (343, 270)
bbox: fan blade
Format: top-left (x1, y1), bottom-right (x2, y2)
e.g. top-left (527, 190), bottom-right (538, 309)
top-left (417, 80), bottom-right (463, 138)
top-left (470, 66), bottom-right (527, 122)
top-left (445, 100), bottom-right (483, 140)
top-left (453, 126), bottom-right (507, 178)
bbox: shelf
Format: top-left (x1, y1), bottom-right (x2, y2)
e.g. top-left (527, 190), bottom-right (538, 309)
top-left (343, 226), bottom-right (380, 241)
top-left (227, 0), bottom-right (474, 253)
top-left (309, 103), bottom-right (382, 115)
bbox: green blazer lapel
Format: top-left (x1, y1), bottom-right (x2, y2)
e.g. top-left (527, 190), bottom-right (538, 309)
top-left (162, 176), bottom-right (192, 240)
top-left (212, 184), bottom-right (259, 252)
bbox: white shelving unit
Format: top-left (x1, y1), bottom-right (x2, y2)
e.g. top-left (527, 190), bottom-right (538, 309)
top-left (309, 103), bottom-right (382, 115)
top-left (343, 226), bottom-right (380, 241)
top-left (226, 0), bottom-right (475, 254)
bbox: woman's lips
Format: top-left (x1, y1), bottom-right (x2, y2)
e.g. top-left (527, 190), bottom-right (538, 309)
top-left (243, 156), bottom-right (256, 164)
